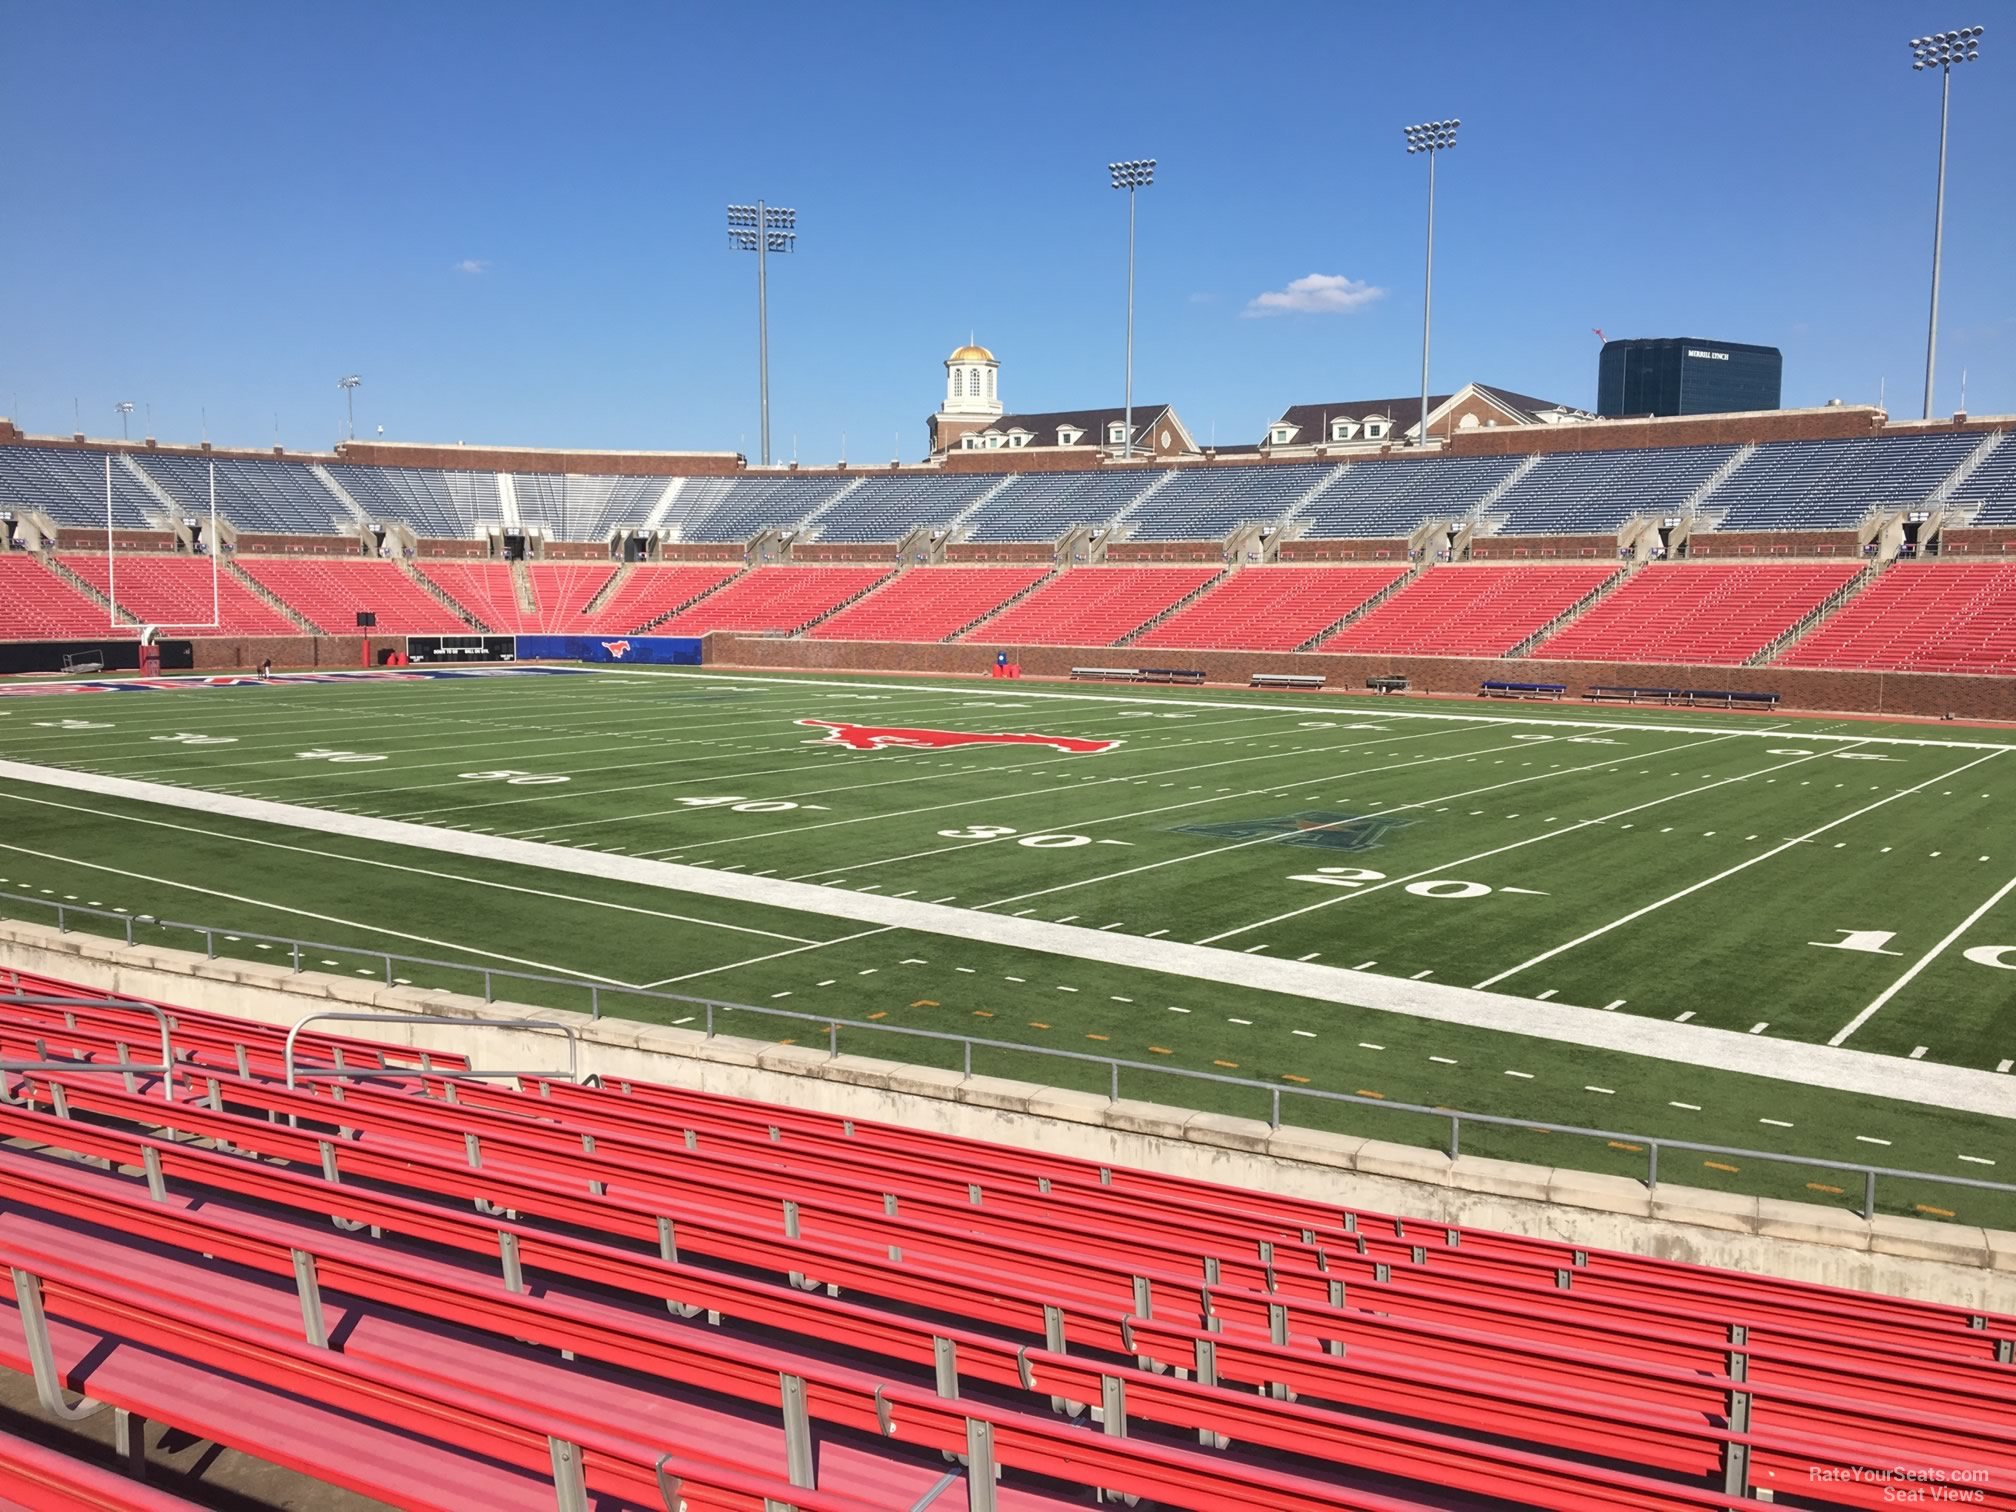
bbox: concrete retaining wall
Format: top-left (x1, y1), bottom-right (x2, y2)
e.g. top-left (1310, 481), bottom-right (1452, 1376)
top-left (4, 918), bottom-right (2009, 1313)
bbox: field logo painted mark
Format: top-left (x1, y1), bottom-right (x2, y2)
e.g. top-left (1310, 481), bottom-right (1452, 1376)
top-left (601, 640), bottom-right (634, 660)
top-left (797, 719), bottom-right (1121, 755)
top-left (1176, 811), bottom-right (1415, 853)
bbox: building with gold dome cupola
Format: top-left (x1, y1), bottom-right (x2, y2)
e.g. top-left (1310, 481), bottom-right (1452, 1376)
top-left (927, 340), bottom-right (1003, 455)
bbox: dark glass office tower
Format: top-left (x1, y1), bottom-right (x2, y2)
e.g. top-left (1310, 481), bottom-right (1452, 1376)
top-left (1597, 338), bottom-right (1782, 417)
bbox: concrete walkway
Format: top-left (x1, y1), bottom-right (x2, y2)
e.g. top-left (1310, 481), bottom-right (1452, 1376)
top-left (3, 756), bottom-right (2012, 1121)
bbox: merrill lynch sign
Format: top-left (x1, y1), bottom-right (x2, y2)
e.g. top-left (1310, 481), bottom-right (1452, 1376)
top-left (1684, 348), bottom-right (1731, 360)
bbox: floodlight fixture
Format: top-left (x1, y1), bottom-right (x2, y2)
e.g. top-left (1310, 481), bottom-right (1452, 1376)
top-left (1402, 120), bottom-right (1462, 446)
top-left (114, 401), bottom-right (134, 440)
top-left (727, 201), bottom-right (798, 465)
top-left (338, 374), bottom-right (362, 440)
top-left (1909, 26), bottom-right (1984, 419)
top-left (1108, 159), bottom-right (1156, 458)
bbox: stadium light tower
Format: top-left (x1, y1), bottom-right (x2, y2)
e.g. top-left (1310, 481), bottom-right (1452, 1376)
top-left (338, 375), bottom-right (362, 440)
top-left (1910, 27), bottom-right (1984, 420)
top-left (1403, 119), bottom-right (1459, 447)
top-left (1108, 159), bottom-right (1155, 460)
top-left (114, 401), bottom-right (134, 440)
top-left (727, 201), bottom-right (797, 466)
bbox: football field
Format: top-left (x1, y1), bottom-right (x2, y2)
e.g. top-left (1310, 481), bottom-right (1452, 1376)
top-left (1, 664), bottom-right (2012, 1224)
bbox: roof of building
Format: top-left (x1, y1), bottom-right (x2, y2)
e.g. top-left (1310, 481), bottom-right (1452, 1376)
top-left (947, 343), bottom-right (996, 364)
top-left (980, 405), bottom-right (1174, 443)
top-left (1267, 384), bottom-right (1589, 444)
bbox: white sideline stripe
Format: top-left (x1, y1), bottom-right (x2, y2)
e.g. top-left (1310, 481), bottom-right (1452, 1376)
top-left (618, 669), bottom-right (2016, 751)
top-left (5, 756), bottom-right (2015, 1120)
top-left (1473, 749), bottom-right (2005, 990)
top-left (0, 790), bottom-right (820, 946)
top-left (640, 927), bottom-right (897, 988)
top-left (0, 841), bottom-right (638, 987)
top-left (1828, 869), bottom-right (2016, 1047)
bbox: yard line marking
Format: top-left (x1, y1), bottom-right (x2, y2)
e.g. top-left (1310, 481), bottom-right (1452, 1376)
top-left (1670, 1101), bottom-right (1700, 1110)
top-left (637, 926), bottom-right (899, 988)
top-left (1602, 1000), bottom-right (1626, 1012)
top-left (1298, 951), bottom-right (1321, 962)
top-left (1504, 1070), bottom-right (1532, 1078)
top-left (1473, 747), bottom-right (2001, 990)
top-left (1830, 867), bottom-right (2016, 1046)
top-left (1099, 921), bottom-right (1126, 931)
top-left (1855, 1136), bottom-right (1892, 1146)
top-left (1909, 1046), bottom-right (1928, 1060)
top-left (1411, 969), bottom-right (1434, 980)
top-left (1243, 944), bottom-right (1270, 954)
top-left (1293, 1029), bottom-right (1317, 1038)
top-left (1429, 1055), bottom-right (1457, 1065)
top-left (2000, 1061), bottom-right (2014, 1074)
top-left (1535, 989), bottom-right (1558, 1001)
top-left (1111, 995), bottom-right (1132, 1002)
top-left (1959, 1155), bottom-right (1996, 1166)
top-left (1358, 1042), bottom-right (1383, 1050)
top-left (1353, 960), bottom-right (1378, 970)
top-left (1674, 1011), bottom-right (1695, 1022)
top-left (1202, 732), bottom-right (1804, 946)
top-left (1167, 1006), bottom-right (1190, 1014)
top-left (1748, 1023), bottom-right (1769, 1035)
top-left (1759, 1118), bottom-right (1793, 1128)
top-left (1585, 1086), bottom-right (1615, 1095)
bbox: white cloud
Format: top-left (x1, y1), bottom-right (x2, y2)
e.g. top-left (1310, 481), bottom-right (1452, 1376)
top-left (453, 258), bottom-right (490, 275)
top-left (1243, 273), bottom-right (1384, 318)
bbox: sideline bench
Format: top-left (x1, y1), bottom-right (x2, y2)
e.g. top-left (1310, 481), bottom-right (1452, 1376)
top-left (1072, 666), bottom-right (1205, 685)
top-left (1365, 675), bottom-right (1409, 694)
top-left (1480, 679), bottom-right (1566, 701)
top-left (1251, 673), bottom-right (1326, 690)
top-left (1585, 685), bottom-right (1781, 710)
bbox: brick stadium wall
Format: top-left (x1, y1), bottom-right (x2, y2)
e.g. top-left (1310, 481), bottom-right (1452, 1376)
top-left (1940, 530), bottom-right (2016, 556)
top-left (190, 636), bottom-right (366, 670)
top-left (1687, 531), bottom-right (1865, 557)
top-left (792, 543), bottom-right (900, 563)
top-left (1280, 539), bottom-right (1413, 561)
top-left (237, 533), bottom-right (362, 556)
top-left (416, 539), bottom-right (488, 558)
top-left (666, 544), bottom-right (748, 563)
top-left (1470, 535), bottom-right (1619, 560)
top-left (946, 543), bottom-right (1057, 564)
top-left (539, 542), bottom-right (611, 561)
top-left (1106, 541), bottom-right (1227, 562)
top-left (705, 634), bottom-right (2016, 721)
top-left (331, 442), bottom-right (742, 477)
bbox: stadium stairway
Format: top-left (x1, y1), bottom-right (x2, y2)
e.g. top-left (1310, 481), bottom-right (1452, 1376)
top-left (222, 557), bottom-right (319, 633)
top-left (651, 566), bottom-right (896, 637)
top-left (805, 565), bottom-right (1053, 643)
top-left (399, 557), bottom-right (491, 632)
top-left (1130, 565), bottom-right (1412, 654)
top-left (0, 975), bottom-right (2009, 1511)
top-left (958, 566), bottom-right (1224, 647)
top-left (603, 562), bottom-right (745, 634)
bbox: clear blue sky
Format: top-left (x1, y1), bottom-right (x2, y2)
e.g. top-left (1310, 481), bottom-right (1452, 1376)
top-left (2, 2), bottom-right (2008, 460)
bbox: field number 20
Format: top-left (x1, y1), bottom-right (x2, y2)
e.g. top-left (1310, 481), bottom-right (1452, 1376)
top-left (458, 769), bottom-right (571, 786)
top-left (938, 824), bottom-right (1092, 848)
top-left (1292, 865), bottom-right (1493, 899)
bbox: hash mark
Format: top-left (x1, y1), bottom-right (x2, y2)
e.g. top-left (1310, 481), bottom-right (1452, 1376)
top-left (1670, 1101), bottom-right (1701, 1110)
top-left (1504, 1070), bottom-right (1532, 1079)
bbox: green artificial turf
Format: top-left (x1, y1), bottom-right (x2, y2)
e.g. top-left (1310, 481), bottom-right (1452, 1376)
top-left (1, 665), bottom-right (2011, 1226)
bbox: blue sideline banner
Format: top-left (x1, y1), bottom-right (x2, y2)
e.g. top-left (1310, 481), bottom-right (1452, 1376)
top-left (516, 635), bottom-right (704, 665)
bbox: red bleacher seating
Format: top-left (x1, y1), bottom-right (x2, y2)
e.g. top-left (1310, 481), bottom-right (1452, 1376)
top-left (1778, 562), bottom-right (2016, 676)
top-left (653, 566), bottom-right (892, 635)
top-left (58, 553), bottom-right (300, 637)
top-left (1135, 565), bottom-right (1409, 652)
top-left (1316, 564), bottom-right (1618, 657)
top-left (959, 566), bottom-right (1221, 646)
top-left (415, 561), bottom-right (529, 633)
top-left (806, 566), bottom-right (1049, 642)
top-left (0, 555), bottom-right (130, 641)
top-left (525, 561), bottom-right (619, 632)
top-left (235, 557), bottom-right (473, 635)
top-left (0, 972), bottom-right (2009, 1510)
top-left (574, 562), bottom-right (741, 633)
top-left (1535, 562), bottom-right (1863, 666)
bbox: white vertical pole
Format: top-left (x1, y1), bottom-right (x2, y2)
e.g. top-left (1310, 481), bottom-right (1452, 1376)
top-left (104, 453), bottom-right (117, 629)
top-left (1922, 65), bottom-right (1950, 421)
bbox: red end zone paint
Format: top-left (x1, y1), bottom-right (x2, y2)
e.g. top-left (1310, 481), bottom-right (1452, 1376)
top-left (797, 718), bottom-right (1121, 754)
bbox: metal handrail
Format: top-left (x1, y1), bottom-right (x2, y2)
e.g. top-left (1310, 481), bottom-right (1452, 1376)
top-left (4, 892), bottom-right (2013, 1221)
top-left (282, 1011), bottom-right (588, 1091)
top-left (0, 989), bottom-right (176, 1103)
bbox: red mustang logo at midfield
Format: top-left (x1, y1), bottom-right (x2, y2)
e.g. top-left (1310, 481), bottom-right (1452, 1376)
top-left (798, 719), bottom-right (1120, 755)
top-left (601, 640), bottom-right (633, 660)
